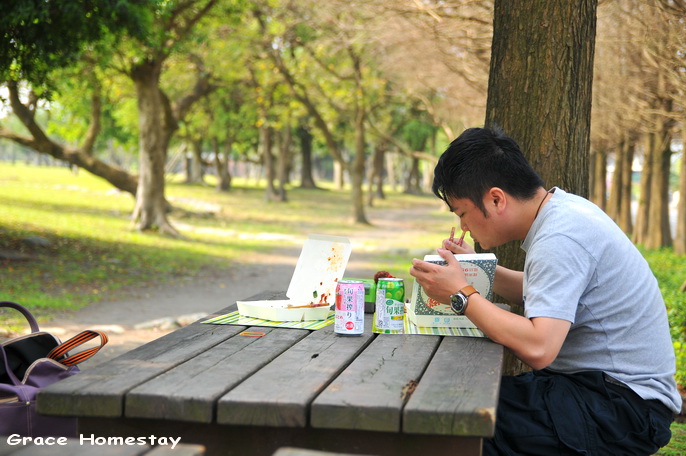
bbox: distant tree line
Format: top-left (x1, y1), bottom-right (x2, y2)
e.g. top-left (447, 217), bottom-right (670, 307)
top-left (0, 0), bottom-right (684, 253)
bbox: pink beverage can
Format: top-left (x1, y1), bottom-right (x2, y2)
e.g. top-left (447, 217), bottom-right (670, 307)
top-left (335, 280), bottom-right (365, 335)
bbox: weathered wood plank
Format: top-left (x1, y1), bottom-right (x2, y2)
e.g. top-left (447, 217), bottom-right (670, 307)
top-left (272, 448), bottom-right (371, 456)
top-left (403, 336), bottom-right (503, 437)
top-left (310, 333), bottom-right (439, 432)
top-left (38, 290), bottom-right (280, 418)
top-left (0, 440), bottom-right (205, 456)
top-left (216, 315), bottom-right (375, 428)
top-left (125, 326), bottom-right (310, 422)
top-left (144, 444), bottom-right (206, 456)
top-left (0, 442), bottom-right (18, 456)
top-left (0, 440), bottom-right (150, 455)
top-left (81, 417), bottom-right (483, 456)
top-left (38, 318), bottom-right (243, 417)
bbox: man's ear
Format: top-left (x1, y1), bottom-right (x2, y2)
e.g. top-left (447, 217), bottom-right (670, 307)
top-left (488, 187), bottom-right (507, 213)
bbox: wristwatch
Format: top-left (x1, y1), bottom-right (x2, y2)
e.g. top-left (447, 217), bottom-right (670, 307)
top-left (450, 285), bottom-right (480, 315)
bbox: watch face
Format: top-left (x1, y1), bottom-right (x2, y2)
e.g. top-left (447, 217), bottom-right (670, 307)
top-left (450, 293), bottom-right (467, 315)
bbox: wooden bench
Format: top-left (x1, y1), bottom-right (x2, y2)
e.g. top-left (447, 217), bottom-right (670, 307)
top-left (0, 438), bottom-right (205, 455)
top-left (273, 448), bottom-right (374, 456)
top-left (38, 291), bottom-right (504, 456)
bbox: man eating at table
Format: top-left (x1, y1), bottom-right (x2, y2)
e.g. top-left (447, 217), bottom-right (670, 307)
top-left (409, 126), bottom-right (680, 455)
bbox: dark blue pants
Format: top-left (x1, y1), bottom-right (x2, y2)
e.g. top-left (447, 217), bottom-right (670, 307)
top-left (483, 370), bottom-right (674, 456)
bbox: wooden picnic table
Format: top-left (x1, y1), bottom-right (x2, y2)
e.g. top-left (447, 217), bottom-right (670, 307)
top-left (38, 291), bottom-right (504, 456)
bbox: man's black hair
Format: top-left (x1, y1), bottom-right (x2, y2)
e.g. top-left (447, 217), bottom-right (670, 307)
top-left (432, 126), bottom-right (545, 214)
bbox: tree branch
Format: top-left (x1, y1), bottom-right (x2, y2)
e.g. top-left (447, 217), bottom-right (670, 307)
top-left (367, 116), bottom-right (438, 164)
top-left (299, 42), bottom-right (355, 81)
top-left (173, 54), bottom-right (218, 121)
top-left (81, 74), bottom-right (102, 155)
top-left (167, 0), bottom-right (219, 51)
top-left (253, 8), bottom-right (344, 164)
top-left (4, 81), bottom-right (138, 196)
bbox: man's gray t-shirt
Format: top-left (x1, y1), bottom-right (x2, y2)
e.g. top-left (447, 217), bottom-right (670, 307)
top-left (521, 188), bottom-right (681, 414)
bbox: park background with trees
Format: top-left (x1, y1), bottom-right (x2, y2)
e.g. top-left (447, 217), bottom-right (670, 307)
top-left (1, 1), bottom-right (684, 256)
top-left (3, 0), bottom-right (686, 388)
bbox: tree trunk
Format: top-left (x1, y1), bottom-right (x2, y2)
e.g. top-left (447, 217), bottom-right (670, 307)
top-left (276, 125), bottom-right (291, 202)
top-left (130, 60), bottom-right (178, 236)
top-left (618, 138), bottom-right (635, 235)
top-left (261, 125), bottom-right (279, 202)
top-left (351, 104), bottom-right (369, 224)
top-left (297, 125), bottom-right (317, 189)
top-left (645, 119), bottom-right (673, 249)
top-left (186, 139), bottom-right (205, 184)
top-left (214, 137), bottom-right (232, 192)
top-left (484, 0), bottom-right (598, 375)
top-left (607, 138), bottom-right (625, 224)
top-left (485, 0), bottom-right (597, 273)
top-left (590, 145), bottom-right (607, 210)
top-left (423, 130), bottom-right (437, 194)
top-left (256, 12), bottom-right (346, 189)
top-left (633, 134), bottom-right (653, 245)
top-left (367, 142), bottom-right (386, 206)
top-left (607, 136), bottom-right (636, 235)
top-left (675, 129), bottom-right (686, 255)
top-left (334, 159), bottom-right (345, 190)
top-left (403, 158), bottom-right (422, 195)
top-left (385, 153), bottom-right (398, 192)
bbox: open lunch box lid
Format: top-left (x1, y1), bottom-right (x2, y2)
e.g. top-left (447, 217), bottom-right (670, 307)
top-left (236, 234), bottom-right (352, 321)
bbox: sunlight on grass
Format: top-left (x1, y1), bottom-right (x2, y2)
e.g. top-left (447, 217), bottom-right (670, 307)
top-left (0, 163), bottom-right (453, 322)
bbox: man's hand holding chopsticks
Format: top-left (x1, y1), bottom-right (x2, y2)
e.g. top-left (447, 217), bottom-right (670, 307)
top-left (443, 231), bottom-right (476, 255)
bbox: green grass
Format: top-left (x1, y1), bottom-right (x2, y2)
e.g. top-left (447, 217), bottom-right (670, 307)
top-left (0, 163), bottom-right (451, 325)
top-left (640, 247), bottom-right (686, 387)
top-left (657, 421), bottom-right (686, 456)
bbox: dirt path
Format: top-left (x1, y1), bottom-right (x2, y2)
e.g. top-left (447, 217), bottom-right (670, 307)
top-left (43, 204), bottom-right (440, 368)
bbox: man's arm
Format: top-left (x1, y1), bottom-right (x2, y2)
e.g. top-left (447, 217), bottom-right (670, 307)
top-left (410, 248), bottom-right (571, 370)
top-left (463, 294), bottom-right (571, 370)
top-left (493, 266), bottom-right (524, 304)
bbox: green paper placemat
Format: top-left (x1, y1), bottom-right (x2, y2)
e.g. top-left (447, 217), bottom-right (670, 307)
top-left (202, 310), bottom-right (334, 330)
top-left (372, 313), bottom-right (485, 337)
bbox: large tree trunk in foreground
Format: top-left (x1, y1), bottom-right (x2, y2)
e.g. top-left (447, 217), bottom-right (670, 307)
top-left (484, 0), bottom-right (597, 273)
top-left (484, 0), bottom-right (598, 375)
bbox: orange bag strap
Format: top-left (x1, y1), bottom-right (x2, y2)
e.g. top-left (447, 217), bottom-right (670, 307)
top-left (47, 330), bottom-right (108, 366)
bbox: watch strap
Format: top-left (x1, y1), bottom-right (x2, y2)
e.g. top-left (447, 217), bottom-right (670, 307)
top-left (459, 285), bottom-right (480, 298)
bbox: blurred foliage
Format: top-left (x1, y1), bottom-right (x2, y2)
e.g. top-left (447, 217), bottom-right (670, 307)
top-left (640, 246), bottom-right (686, 386)
top-left (0, 0), bottom-right (152, 87)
